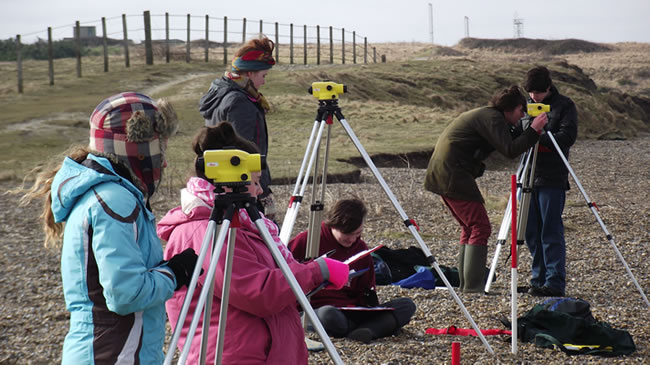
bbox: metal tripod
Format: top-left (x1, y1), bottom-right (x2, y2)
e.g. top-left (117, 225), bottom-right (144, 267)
top-left (280, 97), bottom-right (495, 354)
top-left (485, 143), bottom-right (539, 293)
top-left (485, 131), bottom-right (649, 308)
top-left (164, 188), bottom-right (345, 365)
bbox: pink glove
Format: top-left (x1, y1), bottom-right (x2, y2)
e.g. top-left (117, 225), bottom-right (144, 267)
top-left (316, 258), bottom-right (349, 289)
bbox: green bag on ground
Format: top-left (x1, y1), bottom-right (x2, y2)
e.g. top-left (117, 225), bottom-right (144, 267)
top-left (515, 301), bottom-right (636, 357)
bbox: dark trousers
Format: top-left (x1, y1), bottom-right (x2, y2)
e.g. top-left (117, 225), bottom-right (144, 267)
top-left (525, 187), bottom-right (567, 294)
top-left (314, 298), bottom-right (416, 338)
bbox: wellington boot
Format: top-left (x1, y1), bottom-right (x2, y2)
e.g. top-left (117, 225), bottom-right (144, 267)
top-left (457, 244), bottom-right (466, 290)
top-left (463, 245), bottom-right (487, 293)
top-left (348, 312), bottom-right (398, 343)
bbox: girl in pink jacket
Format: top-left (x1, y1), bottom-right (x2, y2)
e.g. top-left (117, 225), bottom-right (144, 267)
top-left (158, 122), bottom-right (347, 364)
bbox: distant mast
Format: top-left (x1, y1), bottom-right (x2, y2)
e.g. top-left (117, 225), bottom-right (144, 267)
top-left (428, 3), bottom-right (434, 44)
top-left (513, 12), bottom-right (524, 38)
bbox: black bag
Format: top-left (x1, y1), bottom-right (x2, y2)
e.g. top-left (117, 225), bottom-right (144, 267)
top-left (373, 246), bottom-right (429, 282)
top-left (511, 299), bottom-right (636, 357)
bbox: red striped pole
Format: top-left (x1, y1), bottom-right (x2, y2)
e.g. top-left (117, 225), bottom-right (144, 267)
top-left (510, 174), bottom-right (518, 354)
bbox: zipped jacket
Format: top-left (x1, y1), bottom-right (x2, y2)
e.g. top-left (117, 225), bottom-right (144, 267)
top-left (158, 184), bottom-right (324, 364)
top-left (424, 107), bottom-right (540, 202)
top-left (522, 85), bottom-right (578, 189)
top-left (51, 154), bottom-right (176, 364)
top-left (199, 77), bottom-right (271, 198)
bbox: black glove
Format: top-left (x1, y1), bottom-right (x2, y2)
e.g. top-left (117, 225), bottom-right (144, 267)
top-left (167, 248), bottom-right (199, 291)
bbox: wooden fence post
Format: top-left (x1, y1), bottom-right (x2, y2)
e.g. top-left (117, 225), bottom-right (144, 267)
top-left (342, 28), bottom-right (345, 64)
top-left (16, 34), bottom-right (23, 93)
top-left (223, 16), bottom-right (228, 65)
top-left (303, 25), bottom-right (307, 65)
top-left (101, 18), bottom-right (108, 72)
top-left (186, 14), bottom-right (191, 63)
top-left (122, 14), bottom-right (130, 68)
top-left (275, 22), bottom-right (279, 63)
top-left (205, 15), bottom-right (209, 63)
top-left (165, 13), bottom-right (170, 63)
top-left (373, 47), bottom-right (376, 63)
top-left (364, 37), bottom-right (367, 64)
top-left (316, 25), bottom-right (320, 65)
top-left (75, 21), bottom-right (82, 77)
top-left (290, 23), bottom-right (294, 64)
top-left (144, 11), bottom-right (153, 65)
top-left (47, 28), bottom-right (54, 85)
top-left (242, 17), bottom-right (246, 43)
top-left (381, 54), bottom-right (386, 63)
top-left (352, 31), bottom-right (356, 64)
top-left (259, 20), bottom-right (263, 36)
top-left (329, 26), bottom-right (333, 64)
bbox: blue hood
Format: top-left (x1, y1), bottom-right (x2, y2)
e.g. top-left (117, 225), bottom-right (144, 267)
top-left (50, 154), bottom-right (145, 223)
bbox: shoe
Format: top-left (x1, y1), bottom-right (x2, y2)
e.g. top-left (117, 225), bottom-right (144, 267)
top-left (528, 285), bottom-right (543, 296)
top-left (347, 328), bottom-right (374, 344)
top-left (305, 337), bottom-right (324, 352)
top-left (529, 286), bottom-right (564, 297)
top-left (541, 286), bottom-right (565, 297)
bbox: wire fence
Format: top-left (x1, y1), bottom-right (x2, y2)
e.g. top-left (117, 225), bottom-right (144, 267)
top-left (9, 11), bottom-right (383, 93)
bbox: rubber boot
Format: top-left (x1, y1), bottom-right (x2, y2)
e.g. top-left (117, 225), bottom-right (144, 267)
top-left (347, 312), bottom-right (398, 344)
top-left (463, 245), bottom-right (487, 293)
top-left (457, 244), bottom-right (466, 291)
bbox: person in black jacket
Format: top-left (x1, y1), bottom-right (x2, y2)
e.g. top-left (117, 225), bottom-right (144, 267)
top-left (522, 66), bottom-right (578, 297)
top-left (198, 37), bottom-right (276, 219)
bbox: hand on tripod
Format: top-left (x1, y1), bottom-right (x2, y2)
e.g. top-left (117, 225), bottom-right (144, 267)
top-left (317, 258), bottom-right (349, 289)
top-left (167, 248), bottom-right (200, 291)
top-left (530, 112), bottom-right (548, 134)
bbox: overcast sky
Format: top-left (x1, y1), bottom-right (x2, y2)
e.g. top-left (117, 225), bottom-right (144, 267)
top-left (2, 0), bottom-right (649, 46)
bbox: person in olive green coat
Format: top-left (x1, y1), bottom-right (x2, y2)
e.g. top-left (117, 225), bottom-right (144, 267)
top-left (424, 85), bottom-right (548, 292)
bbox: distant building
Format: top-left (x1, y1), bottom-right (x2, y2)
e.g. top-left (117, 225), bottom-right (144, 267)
top-left (72, 26), bottom-right (96, 38)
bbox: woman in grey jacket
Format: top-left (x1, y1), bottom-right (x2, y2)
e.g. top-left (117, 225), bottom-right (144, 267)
top-left (199, 37), bottom-right (276, 219)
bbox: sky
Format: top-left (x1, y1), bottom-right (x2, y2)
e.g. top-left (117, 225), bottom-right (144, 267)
top-left (2, 0), bottom-right (649, 46)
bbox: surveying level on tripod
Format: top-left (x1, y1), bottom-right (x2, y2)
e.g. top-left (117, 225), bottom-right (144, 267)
top-left (527, 103), bottom-right (550, 117)
top-left (197, 149), bottom-right (266, 187)
top-left (308, 81), bottom-right (347, 100)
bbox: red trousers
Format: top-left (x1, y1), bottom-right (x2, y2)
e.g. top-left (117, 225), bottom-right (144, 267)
top-left (442, 196), bottom-right (491, 246)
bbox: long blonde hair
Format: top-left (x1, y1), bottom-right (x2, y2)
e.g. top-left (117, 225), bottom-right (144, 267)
top-left (15, 146), bottom-right (91, 248)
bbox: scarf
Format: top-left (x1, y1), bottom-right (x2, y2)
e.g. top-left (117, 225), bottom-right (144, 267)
top-left (225, 71), bottom-right (271, 113)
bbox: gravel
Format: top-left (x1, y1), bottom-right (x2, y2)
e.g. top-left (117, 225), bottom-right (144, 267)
top-left (1, 136), bottom-right (648, 364)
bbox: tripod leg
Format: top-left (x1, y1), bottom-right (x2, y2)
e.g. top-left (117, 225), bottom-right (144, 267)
top-left (280, 120), bottom-right (328, 244)
top-left (485, 150), bottom-right (530, 293)
top-left (485, 197), bottom-right (510, 293)
top-left (213, 228), bottom-right (238, 365)
top-left (177, 208), bottom-right (235, 364)
top-left (250, 213), bottom-right (345, 364)
top-left (336, 117), bottom-right (494, 354)
top-left (164, 220), bottom-right (219, 365)
top-left (546, 132), bottom-right (649, 308)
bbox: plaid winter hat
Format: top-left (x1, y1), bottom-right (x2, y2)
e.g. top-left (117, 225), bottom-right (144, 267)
top-left (89, 92), bottom-right (178, 197)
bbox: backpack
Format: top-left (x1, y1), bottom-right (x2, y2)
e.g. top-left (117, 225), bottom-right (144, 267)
top-left (509, 298), bottom-right (636, 357)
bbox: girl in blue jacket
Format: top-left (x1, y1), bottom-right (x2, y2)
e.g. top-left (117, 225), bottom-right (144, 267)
top-left (20, 92), bottom-right (199, 364)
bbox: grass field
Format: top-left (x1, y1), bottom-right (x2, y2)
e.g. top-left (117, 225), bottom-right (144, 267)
top-left (0, 39), bottom-right (648, 189)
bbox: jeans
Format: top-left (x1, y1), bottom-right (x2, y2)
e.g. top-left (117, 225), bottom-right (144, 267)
top-left (525, 187), bottom-right (566, 294)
